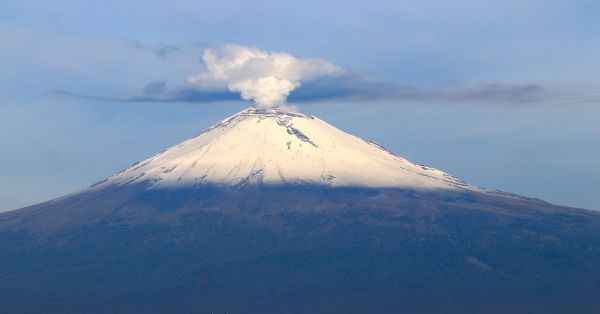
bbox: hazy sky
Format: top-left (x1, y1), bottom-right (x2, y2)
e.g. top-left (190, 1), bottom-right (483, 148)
top-left (1, 0), bottom-right (599, 211)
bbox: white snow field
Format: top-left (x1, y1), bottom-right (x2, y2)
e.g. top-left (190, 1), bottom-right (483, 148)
top-left (94, 107), bottom-right (475, 191)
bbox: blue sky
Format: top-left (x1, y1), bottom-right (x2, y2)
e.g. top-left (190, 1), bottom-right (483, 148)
top-left (1, 0), bottom-right (599, 211)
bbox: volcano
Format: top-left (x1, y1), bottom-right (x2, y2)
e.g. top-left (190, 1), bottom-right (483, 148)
top-left (1, 107), bottom-right (599, 313)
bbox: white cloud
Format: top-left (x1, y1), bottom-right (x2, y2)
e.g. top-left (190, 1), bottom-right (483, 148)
top-left (186, 44), bottom-right (342, 107)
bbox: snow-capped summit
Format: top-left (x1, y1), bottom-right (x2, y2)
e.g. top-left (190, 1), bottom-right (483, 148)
top-left (93, 106), bottom-right (473, 191)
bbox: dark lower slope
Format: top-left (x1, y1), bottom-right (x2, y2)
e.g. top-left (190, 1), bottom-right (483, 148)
top-left (1, 186), bottom-right (600, 313)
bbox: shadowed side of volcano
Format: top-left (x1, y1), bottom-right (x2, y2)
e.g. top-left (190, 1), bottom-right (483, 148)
top-left (1, 185), bottom-right (600, 313)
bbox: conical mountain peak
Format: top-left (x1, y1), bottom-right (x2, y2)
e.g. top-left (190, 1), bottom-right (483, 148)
top-left (92, 107), bottom-right (474, 191)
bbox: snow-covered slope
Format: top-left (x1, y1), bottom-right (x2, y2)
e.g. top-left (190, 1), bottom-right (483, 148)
top-left (92, 107), bottom-right (474, 191)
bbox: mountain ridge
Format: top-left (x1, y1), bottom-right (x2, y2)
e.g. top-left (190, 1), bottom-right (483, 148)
top-left (1, 106), bottom-right (600, 313)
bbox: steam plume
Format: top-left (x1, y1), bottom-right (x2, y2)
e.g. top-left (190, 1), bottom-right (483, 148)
top-left (186, 44), bottom-right (341, 107)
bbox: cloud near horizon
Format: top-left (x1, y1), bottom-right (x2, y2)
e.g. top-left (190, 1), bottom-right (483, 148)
top-left (51, 43), bottom-right (593, 107)
top-left (54, 74), bottom-right (546, 106)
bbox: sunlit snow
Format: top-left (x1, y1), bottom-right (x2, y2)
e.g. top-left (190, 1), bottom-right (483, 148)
top-left (93, 107), bottom-right (474, 191)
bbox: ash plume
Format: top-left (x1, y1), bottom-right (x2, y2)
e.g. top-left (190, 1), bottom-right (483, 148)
top-left (186, 44), bottom-right (342, 107)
